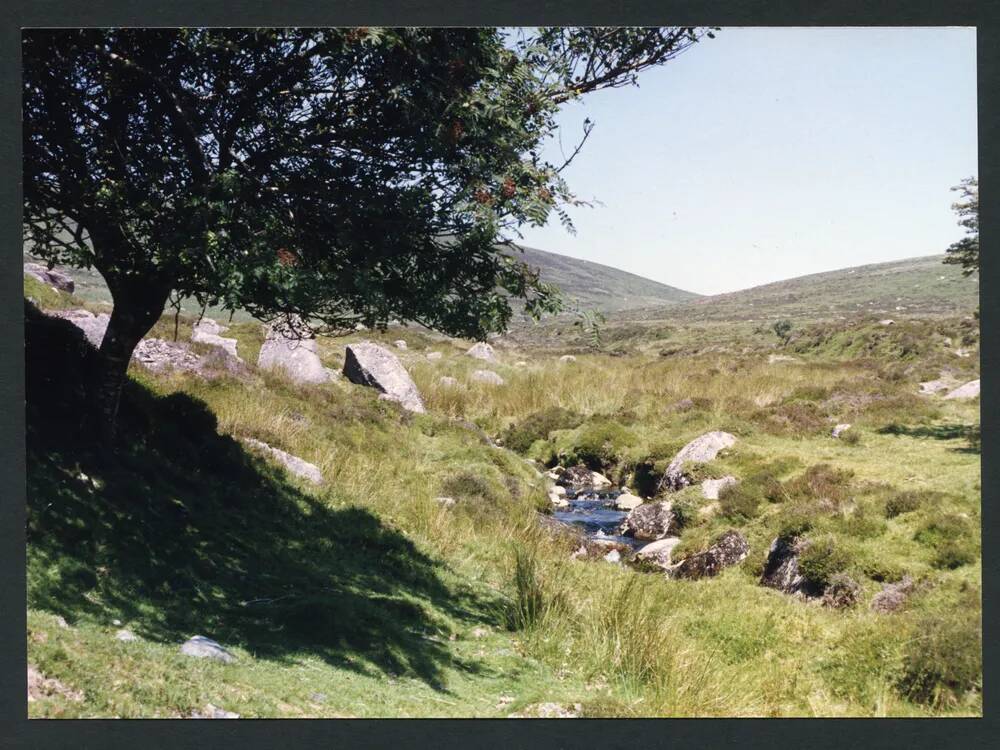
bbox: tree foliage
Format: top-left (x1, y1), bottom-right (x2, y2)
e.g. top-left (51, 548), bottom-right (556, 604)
top-left (943, 177), bottom-right (979, 278)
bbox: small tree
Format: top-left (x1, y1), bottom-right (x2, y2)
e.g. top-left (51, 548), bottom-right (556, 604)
top-left (772, 319), bottom-right (793, 345)
top-left (943, 177), bottom-right (979, 277)
top-left (23, 27), bottom-right (715, 438)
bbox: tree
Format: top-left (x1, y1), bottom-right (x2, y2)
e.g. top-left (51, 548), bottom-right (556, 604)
top-left (772, 319), bottom-right (792, 345)
top-left (23, 27), bottom-right (714, 438)
top-left (943, 177), bottom-right (979, 277)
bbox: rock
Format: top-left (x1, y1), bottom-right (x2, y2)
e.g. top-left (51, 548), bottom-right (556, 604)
top-left (258, 320), bottom-right (332, 384)
top-left (190, 703), bottom-right (240, 719)
top-left (590, 470), bottom-right (612, 489)
top-left (471, 369), bottom-right (504, 386)
top-left (471, 626), bottom-right (490, 639)
top-left (393, 339), bottom-right (408, 350)
top-left (701, 476), bottom-right (738, 500)
top-left (465, 342), bottom-right (496, 361)
top-left (343, 341), bottom-right (426, 412)
top-left (634, 537), bottom-right (681, 569)
top-left (27, 665), bottom-right (83, 703)
top-left (879, 319), bottom-right (895, 326)
top-left (614, 492), bottom-right (643, 511)
top-left (193, 317), bottom-right (226, 335)
top-left (509, 702), bottom-right (581, 719)
top-left (943, 379), bottom-right (980, 400)
top-left (555, 465), bottom-right (594, 491)
top-left (115, 629), bottom-right (137, 642)
top-left (514, 361), bottom-right (528, 367)
top-left (439, 376), bottom-right (459, 387)
top-left (831, 423), bottom-right (852, 438)
top-left (548, 488), bottom-right (569, 507)
top-left (243, 437), bottom-right (323, 484)
top-left (192, 319), bottom-right (242, 361)
top-left (620, 501), bottom-right (675, 541)
top-left (132, 338), bottom-right (204, 374)
top-left (871, 576), bottom-right (915, 614)
top-left (559, 355), bottom-right (577, 363)
top-left (54, 615), bottom-right (69, 629)
top-left (179, 636), bottom-right (236, 663)
top-left (426, 351), bottom-right (442, 360)
top-left (760, 535), bottom-right (814, 595)
top-left (670, 530), bottom-right (749, 580)
top-left (603, 549), bottom-right (621, 564)
top-left (919, 379), bottom-right (953, 395)
top-left (436, 496), bottom-right (456, 509)
top-left (767, 354), bottom-right (798, 364)
top-left (551, 485), bottom-right (567, 497)
top-left (821, 573), bottom-right (861, 609)
top-left (659, 431), bottom-right (737, 491)
top-left (52, 309), bottom-right (110, 348)
top-left (954, 348), bottom-right (972, 358)
top-left (24, 262), bottom-right (75, 293)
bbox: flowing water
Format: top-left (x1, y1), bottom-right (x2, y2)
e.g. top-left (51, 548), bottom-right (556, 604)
top-left (551, 489), bottom-right (645, 549)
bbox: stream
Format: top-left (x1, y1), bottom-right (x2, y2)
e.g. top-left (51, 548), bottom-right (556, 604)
top-left (551, 488), bottom-right (646, 549)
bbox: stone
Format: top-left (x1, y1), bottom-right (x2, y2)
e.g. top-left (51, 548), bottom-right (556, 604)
top-left (132, 338), bottom-right (204, 374)
top-left (659, 431), bottom-right (737, 491)
top-left (180, 636), bottom-right (236, 663)
top-left (471, 369), bottom-right (504, 386)
top-left (943, 379), bottom-right (980, 400)
top-left (590, 470), bottom-right (612, 489)
top-left (701, 476), bottom-right (738, 500)
top-left (760, 535), bottom-right (814, 595)
top-left (831, 423), bottom-right (852, 438)
top-left (392, 339), bottom-right (407, 350)
top-left (509, 702), bottom-right (581, 719)
top-left (343, 341), bottom-right (426, 412)
top-left (243, 438), bottom-right (323, 484)
top-left (559, 354), bottom-right (577, 363)
top-left (465, 342), bottom-right (496, 361)
top-left (670, 530), bottom-right (749, 580)
top-left (190, 704), bottom-right (240, 719)
top-left (879, 319), bottom-right (895, 326)
top-left (918, 379), bottom-right (953, 395)
top-left (258, 320), bottom-right (332, 384)
top-left (54, 615), bottom-right (69, 629)
top-left (551, 485), bottom-right (567, 497)
top-left (436, 496), bottom-right (456, 509)
top-left (439, 376), bottom-right (459, 387)
top-left (426, 351), bottom-right (443, 360)
top-left (114, 629), bottom-right (137, 642)
top-left (614, 492), bottom-right (643, 511)
top-left (555, 465), bottom-right (594, 491)
top-left (954, 348), bottom-right (972, 358)
top-left (52, 309), bottom-right (110, 348)
top-left (192, 319), bottom-right (242, 361)
top-left (548, 487), bottom-right (569, 507)
top-left (27, 665), bottom-right (84, 703)
top-left (871, 576), bottom-right (915, 614)
top-left (514, 361), bottom-right (528, 367)
top-left (634, 537), bottom-right (681, 569)
top-left (619, 501), bottom-right (675, 541)
top-left (767, 354), bottom-right (798, 364)
top-left (603, 549), bottom-right (621, 564)
top-left (24, 262), bottom-right (75, 293)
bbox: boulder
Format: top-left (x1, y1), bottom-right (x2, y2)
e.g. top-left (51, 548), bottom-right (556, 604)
top-left (343, 341), bottom-right (426, 413)
top-left (471, 369), bottom-right (504, 386)
top-left (555, 465), bottom-right (594, 491)
top-left (465, 342), bottom-right (496, 361)
top-left (132, 338), bottom-right (203, 374)
top-left (590, 470), bottom-right (612, 489)
top-left (603, 549), bottom-right (621, 564)
top-left (243, 437), bottom-right (323, 484)
top-left (870, 576), bottom-right (915, 614)
top-left (192, 319), bottom-right (242, 361)
top-left (760, 535), bottom-right (814, 595)
top-left (943, 379), bottom-right (980, 400)
top-left (258, 322), bottom-right (332, 384)
top-left (670, 530), bottom-right (749, 580)
top-left (559, 354), bottom-right (577, 363)
top-left (831, 423), bottom-right (852, 438)
top-left (438, 376), bottom-right (459, 387)
top-left (548, 488), bottom-right (569, 507)
top-left (180, 636), bottom-right (236, 663)
top-left (701, 476), bottom-right (738, 500)
top-left (659, 431), bottom-right (737, 491)
top-left (426, 351), bottom-right (442, 360)
top-left (24, 262), bottom-right (75, 293)
top-left (52, 309), bottom-right (110, 348)
top-left (634, 537), bottom-right (681, 569)
top-left (878, 319), bottom-right (895, 326)
top-left (393, 339), bottom-right (408, 350)
top-left (619, 501), bottom-right (675, 541)
top-left (435, 496), bottom-right (456, 509)
top-left (614, 492), bottom-right (643, 511)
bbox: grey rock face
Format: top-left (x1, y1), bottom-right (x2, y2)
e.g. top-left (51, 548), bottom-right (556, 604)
top-left (258, 322), bottom-right (332, 384)
top-left (24, 262), bottom-right (75, 293)
top-left (53, 309), bottom-right (110, 348)
top-left (343, 341), bottom-right (426, 413)
top-left (659, 431), bottom-right (737, 491)
top-left (471, 369), bottom-right (504, 386)
top-left (180, 636), bottom-right (236, 663)
top-left (465, 342), bottom-right (496, 361)
top-left (944, 379), bottom-right (980, 400)
top-left (760, 535), bottom-right (814, 595)
top-left (244, 437), bottom-right (323, 484)
top-left (670, 530), bottom-right (749, 580)
top-left (133, 338), bottom-right (203, 374)
top-left (620, 501), bottom-right (675, 541)
top-left (701, 476), bottom-right (738, 500)
top-left (555, 465), bottom-right (594, 491)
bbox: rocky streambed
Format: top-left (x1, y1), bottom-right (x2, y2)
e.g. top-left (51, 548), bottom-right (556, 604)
top-left (551, 488), bottom-right (647, 551)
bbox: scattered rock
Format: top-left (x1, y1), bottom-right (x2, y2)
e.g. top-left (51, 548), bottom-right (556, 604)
top-left (393, 339), bottom-right (408, 350)
top-left (620, 501), bottom-right (675, 541)
top-left (132, 338), bottom-right (204, 374)
top-left (509, 702), bottom-right (582, 719)
top-left (180, 636), bottom-right (236, 663)
top-left (831, 423), bottom-right (852, 439)
top-left (603, 549), bottom-right (621, 564)
top-left (871, 576), bottom-right (916, 614)
top-left (426, 351), bottom-right (442, 360)
top-left (760, 535), bottom-right (814, 595)
top-left (551, 485), bottom-right (567, 497)
top-left (634, 537), bottom-right (681, 569)
top-left (559, 354), bottom-right (577, 363)
top-left (821, 573), bottom-right (861, 609)
top-left (471, 369), bottom-right (504, 386)
top-left (190, 703), bottom-right (240, 719)
top-left (243, 438), bottom-right (323, 484)
top-left (614, 492), bottom-right (643, 511)
top-left (115, 629), bottom-right (138, 642)
top-left (659, 431), bottom-right (737, 491)
top-left (439, 376), bottom-right (459, 387)
top-left (343, 341), bottom-right (426, 413)
top-left (670, 530), bottom-right (749, 580)
top-left (258, 319), bottom-right (333, 384)
top-left (27, 665), bottom-right (83, 703)
top-left (192, 319), bottom-right (242, 361)
top-left (701, 476), bottom-right (738, 500)
top-left (52, 309), bottom-right (110, 348)
top-left (465, 342), bottom-right (496, 361)
top-left (879, 319), bottom-right (895, 326)
top-left (918, 379), bottom-right (953, 395)
top-left (943, 379), bottom-right (980, 400)
top-left (24, 262), bottom-right (75, 293)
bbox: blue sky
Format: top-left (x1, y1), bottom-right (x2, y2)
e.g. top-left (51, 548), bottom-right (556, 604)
top-left (518, 27), bottom-right (978, 296)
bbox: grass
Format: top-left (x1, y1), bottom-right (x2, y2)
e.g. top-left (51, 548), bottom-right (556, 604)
top-left (25, 279), bottom-right (981, 718)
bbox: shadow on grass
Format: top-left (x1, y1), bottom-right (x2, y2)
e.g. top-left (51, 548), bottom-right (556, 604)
top-left (25, 303), bottom-right (495, 691)
top-left (877, 422), bottom-right (981, 454)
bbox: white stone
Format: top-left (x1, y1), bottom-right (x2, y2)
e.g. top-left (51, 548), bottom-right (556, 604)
top-left (603, 549), bottom-right (621, 564)
top-left (115, 629), bottom-right (138, 642)
top-left (943, 379), bottom-right (980, 400)
top-left (343, 341), bottom-right (426, 413)
top-left (614, 492), bottom-right (643, 510)
top-left (243, 438), bottom-right (323, 484)
top-left (180, 636), bottom-right (236, 663)
top-left (393, 339), bottom-right (408, 350)
top-left (701, 476), bottom-right (738, 500)
top-left (258, 322), bottom-right (331, 384)
top-left (635, 537), bottom-right (682, 567)
top-left (53, 309), bottom-right (110, 348)
top-left (919, 379), bottom-right (953, 395)
top-left (831, 424), bottom-right (852, 439)
top-left (438, 376), bottom-right (459, 387)
top-left (192, 319), bottom-right (242, 361)
top-left (590, 471), bottom-right (612, 489)
top-left (559, 355), bottom-right (577, 363)
top-left (662, 432), bottom-right (737, 490)
top-left (879, 319), bottom-right (895, 326)
top-left (426, 351), bottom-right (442, 360)
top-left (471, 369), bottom-right (504, 386)
top-left (465, 342), bottom-right (496, 361)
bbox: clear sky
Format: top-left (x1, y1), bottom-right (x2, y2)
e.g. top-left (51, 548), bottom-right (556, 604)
top-left (518, 27), bottom-right (978, 296)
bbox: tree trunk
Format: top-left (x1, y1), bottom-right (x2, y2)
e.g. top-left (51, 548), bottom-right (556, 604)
top-left (91, 279), bottom-right (172, 443)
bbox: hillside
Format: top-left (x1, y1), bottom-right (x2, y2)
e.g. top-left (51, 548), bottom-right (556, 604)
top-left (625, 255), bottom-right (978, 324)
top-left (505, 244), bottom-right (701, 313)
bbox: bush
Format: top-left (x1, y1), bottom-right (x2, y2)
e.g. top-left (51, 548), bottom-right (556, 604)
top-left (783, 464), bottom-right (854, 506)
top-left (839, 430), bottom-right (861, 446)
top-left (563, 419), bottom-right (637, 470)
top-left (839, 506), bottom-right (886, 540)
top-left (798, 535), bottom-right (853, 590)
top-left (884, 490), bottom-right (931, 518)
top-left (821, 573), bottom-right (862, 609)
top-left (717, 483), bottom-right (760, 522)
top-left (932, 541), bottom-right (977, 570)
top-left (502, 407), bottom-right (583, 454)
top-left (898, 608), bottom-right (982, 707)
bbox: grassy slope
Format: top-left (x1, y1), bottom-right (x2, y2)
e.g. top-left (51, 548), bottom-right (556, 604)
top-left (26, 279), bottom-right (981, 718)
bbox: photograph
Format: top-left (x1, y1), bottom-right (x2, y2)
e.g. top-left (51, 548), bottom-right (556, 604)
top-left (22, 25), bottom-right (981, 718)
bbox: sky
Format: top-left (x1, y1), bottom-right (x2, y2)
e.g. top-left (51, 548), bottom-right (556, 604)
top-left (518, 27), bottom-right (978, 296)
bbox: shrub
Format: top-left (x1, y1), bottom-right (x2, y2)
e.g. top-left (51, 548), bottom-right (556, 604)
top-left (783, 464), bottom-right (854, 506)
top-left (839, 506), bottom-right (886, 540)
top-left (563, 419), bottom-right (637, 471)
top-left (502, 407), bottom-right (583, 454)
top-left (440, 471), bottom-right (503, 504)
top-left (884, 490), bottom-right (930, 518)
top-left (821, 573), bottom-right (862, 609)
top-left (798, 535), bottom-right (853, 590)
top-left (898, 608), bottom-right (982, 707)
top-left (932, 541), bottom-right (977, 570)
top-left (717, 483), bottom-right (760, 522)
